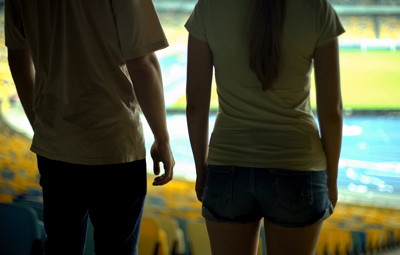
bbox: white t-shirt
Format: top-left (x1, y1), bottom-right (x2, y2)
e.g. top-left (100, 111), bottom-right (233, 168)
top-left (185, 0), bottom-right (345, 170)
top-left (5, 0), bottom-right (168, 164)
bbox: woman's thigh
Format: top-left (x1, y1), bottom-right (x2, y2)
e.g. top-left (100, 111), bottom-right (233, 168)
top-left (206, 219), bottom-right (261, 255)
top-left (263, 218), bottom-right (323, 255)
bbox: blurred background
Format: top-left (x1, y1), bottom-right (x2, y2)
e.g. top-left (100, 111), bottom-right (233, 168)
top-left (0, 0), bottom-right (399, 254)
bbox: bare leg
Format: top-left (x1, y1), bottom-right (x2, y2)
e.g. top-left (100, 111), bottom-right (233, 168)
top-left (263, 219), bottom-right (323, 255)
top-left (205, 219), bottom-right (261, 255)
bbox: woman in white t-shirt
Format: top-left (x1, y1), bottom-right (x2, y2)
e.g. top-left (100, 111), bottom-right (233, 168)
top-left (185, 0), bottom-right (344, 254)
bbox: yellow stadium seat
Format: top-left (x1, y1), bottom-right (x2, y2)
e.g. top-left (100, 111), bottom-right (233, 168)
top-left (187, 220), bottom-right (211, 255)
top-left (155, 215), bottom-right (186, 255)
top-left (139, 217), bottom-right (169, 255)
top-left (317, 224), bottom-right (353, 255)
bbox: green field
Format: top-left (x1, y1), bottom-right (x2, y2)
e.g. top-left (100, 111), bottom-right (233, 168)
top-left (171, 50), bottom-right (400, 110)
top-left (314, 50), bottom-right (400, 110)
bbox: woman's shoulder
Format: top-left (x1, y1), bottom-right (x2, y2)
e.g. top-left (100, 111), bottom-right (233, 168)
top-left (286, 0), bottom-right (335, 19)
top-left (286, 0), bottom-right (330, 9)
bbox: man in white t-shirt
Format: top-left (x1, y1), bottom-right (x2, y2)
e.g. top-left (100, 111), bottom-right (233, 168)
top-left (5, 0), bottom-right (175, 254)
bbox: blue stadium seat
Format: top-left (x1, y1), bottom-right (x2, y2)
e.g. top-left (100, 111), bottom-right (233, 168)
top-left (0, 202), bottom-right (45, 255)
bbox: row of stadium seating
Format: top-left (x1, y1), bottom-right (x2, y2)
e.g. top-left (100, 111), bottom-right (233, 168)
top-left (154, 11), bottom-right (400, 53)
top-left (0, 8), bottom-right (399, 68)
top-left (152, 0), bottom-right (400, 6)
top-left (2, 187), bottom-right (399, 255)
top-left (2, 113), bottom-right (399, 255)
top-left (330, 0), bottom-right (399, 5)
top-left (340, 16), bottom-right (400, 42)
top-left (145, 179), bottom-right (400, 255)
top-left (156, 10), bottom-right (400, 41)
top-left (0, 101), bottom-right (40, 204)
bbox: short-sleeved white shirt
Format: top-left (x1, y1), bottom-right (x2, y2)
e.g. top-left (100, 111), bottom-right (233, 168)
top-left (185, 0), bottom-right (345, 170)
top-left (5, 0), bottom-right (168, 165)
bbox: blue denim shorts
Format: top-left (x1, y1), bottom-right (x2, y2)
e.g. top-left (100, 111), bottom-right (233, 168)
top-left (202, 165), bottom-right (334, 228)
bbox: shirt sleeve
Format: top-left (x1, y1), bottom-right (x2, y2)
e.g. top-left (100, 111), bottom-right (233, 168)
top-left (4, 0), bottom-right (27, 49)
top-left (184, 0), bottom-right (208, 42)
top-left (315, 0), bottom-right (345, 47)
top-left (112, 0), bottom-right (169, 60)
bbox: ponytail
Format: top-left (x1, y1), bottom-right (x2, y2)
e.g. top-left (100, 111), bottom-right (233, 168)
top-left (249, 0), bottom-right (286, 90)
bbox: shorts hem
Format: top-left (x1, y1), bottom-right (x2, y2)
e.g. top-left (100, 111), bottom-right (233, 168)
top-left (202, 205), bottom-right (262, 224)
top-left (264, 203), bottom-right (334, 228)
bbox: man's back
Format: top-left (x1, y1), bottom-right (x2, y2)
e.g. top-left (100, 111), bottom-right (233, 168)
top-left (5, 0), bottom-right (168, 165)
top-left (5, 1), bottom-right (174, 253)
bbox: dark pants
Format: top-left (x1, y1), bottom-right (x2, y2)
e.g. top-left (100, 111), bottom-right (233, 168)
top-left (37, 155), bottom-right (147, 255)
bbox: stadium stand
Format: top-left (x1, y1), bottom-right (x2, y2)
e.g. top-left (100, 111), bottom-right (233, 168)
top-left (332, 0), bottom-right (398, 5)
top-left (340, 16), bottom-right (377, 43)
top-left (154, 0), bottom-right (400, 50)
top-left (380, 17), bottom-right (400, 40)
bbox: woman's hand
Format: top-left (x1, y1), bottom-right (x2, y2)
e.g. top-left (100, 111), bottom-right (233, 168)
top-left (195, 168), bottom-right (207, 202)
top-left (327, 181), bottom-right (338, 208)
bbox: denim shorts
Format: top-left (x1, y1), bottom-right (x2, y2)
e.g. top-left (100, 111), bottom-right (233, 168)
top-left (202, 165), bottom-right (334, 228)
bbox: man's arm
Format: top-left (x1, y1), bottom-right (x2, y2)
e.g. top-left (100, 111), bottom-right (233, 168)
top-left (126, 53), bottom-right (174, 186)
top-left (7, 48), bottom-right (35, 129)
top-left (314, 38), bottom-right (343, 208)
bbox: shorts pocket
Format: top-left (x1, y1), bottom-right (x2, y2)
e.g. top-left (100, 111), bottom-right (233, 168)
top-left (203, 165), bottom-right (233, 205)
top-left (272, 170), bottom-right (314, 212)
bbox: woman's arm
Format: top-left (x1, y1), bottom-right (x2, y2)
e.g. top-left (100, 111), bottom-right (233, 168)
top-left (186, 35), bottom-right (213, 201)
top-left (314, 38), bottom-right (343, 208)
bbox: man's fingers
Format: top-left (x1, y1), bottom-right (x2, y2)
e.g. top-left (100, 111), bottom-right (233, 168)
top-left (151, 142), bottom-right (174, 186)
top-left (152, 173), bottom-right (172, 185)
top-left (152, 164), bottom-right (173, 186)
top-left (153, 160), bottom-right (160, 176)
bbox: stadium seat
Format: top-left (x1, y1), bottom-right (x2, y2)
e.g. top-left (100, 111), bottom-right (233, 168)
top-left (0, 202), bottom-right (44, 255)
top-left (186, 220), bottom-right (211, 255)
top-left (365, 227), bottom-right (386, 253)
top-left (139, 216), bottom-right (169, 255)
top-left (317, 223), bottom-right (353, 255)
top-left (350, 230), bottom-right (367, 254)
top-left (83, 219), bottom-right (94, 255)
top-left (13, 199), bottom-right (44, 221)
top-left (156, 215), bottom-right (186, 255)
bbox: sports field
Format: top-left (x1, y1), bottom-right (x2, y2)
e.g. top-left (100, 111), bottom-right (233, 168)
top-left (170, 49), bottom-right (400, 111)
top-left (1, 47), bottom-right (399, 111)
top-left (318, 50), bottom-right (400, 110)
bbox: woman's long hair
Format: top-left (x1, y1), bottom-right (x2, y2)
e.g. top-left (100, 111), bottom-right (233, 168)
top-left (249, 0), bottom-right (286, 90)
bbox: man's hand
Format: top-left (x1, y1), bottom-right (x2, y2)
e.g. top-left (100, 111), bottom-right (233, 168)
top-left (150, 140), bottom-right (174, 186)
top-left (126, 53), bottom-right (175, 185)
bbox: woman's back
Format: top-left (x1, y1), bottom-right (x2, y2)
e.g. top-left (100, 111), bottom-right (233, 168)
top-left (186, 0), bottom-right (344, 170)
